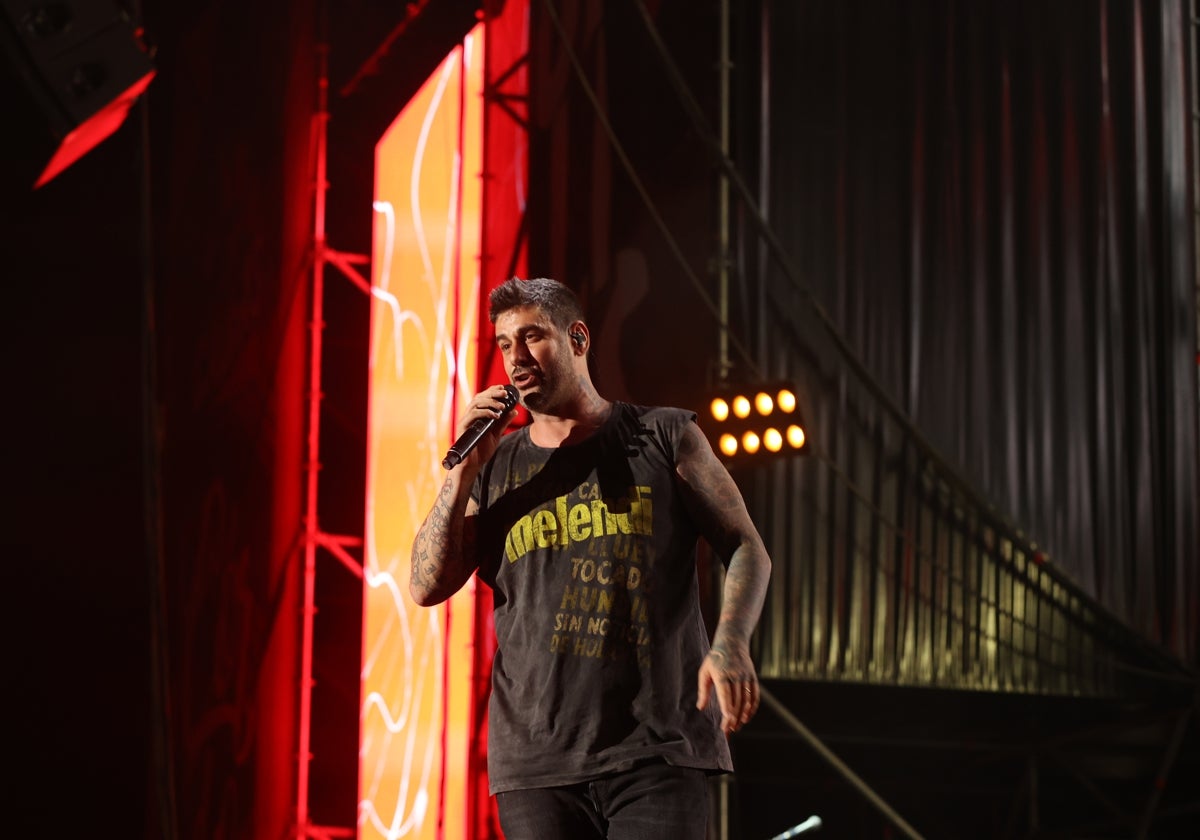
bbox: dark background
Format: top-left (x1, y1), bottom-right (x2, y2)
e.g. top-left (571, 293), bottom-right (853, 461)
top-left (5, 0), bottom-right (1196, 838)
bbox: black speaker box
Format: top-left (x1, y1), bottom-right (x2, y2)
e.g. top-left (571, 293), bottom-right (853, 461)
top-left (0, 0), bottom-right (154, 194)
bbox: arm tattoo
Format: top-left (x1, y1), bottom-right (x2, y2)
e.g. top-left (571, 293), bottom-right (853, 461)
top-left (677, 423), bottom-right (772, 648)
top-left (410, 475), bottom-right (479, 605)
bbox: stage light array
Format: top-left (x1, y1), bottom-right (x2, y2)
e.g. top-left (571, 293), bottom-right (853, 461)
top-left (701, 383), bottom-right (807, 464)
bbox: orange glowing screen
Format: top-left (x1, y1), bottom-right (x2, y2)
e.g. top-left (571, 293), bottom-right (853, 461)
top-left (360, 26), bottom-right (484, 840)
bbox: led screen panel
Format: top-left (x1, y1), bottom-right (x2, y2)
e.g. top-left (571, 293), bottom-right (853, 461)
top-left (360, 27), bottom-right (484, 840)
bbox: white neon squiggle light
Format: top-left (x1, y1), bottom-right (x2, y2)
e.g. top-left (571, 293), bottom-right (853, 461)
top-left (370, 200), bottom-right (428, 379)
top-left (363, 26), bottom-right (488, 839)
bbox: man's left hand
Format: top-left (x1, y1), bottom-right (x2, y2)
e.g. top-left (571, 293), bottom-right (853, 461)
top-left (697, 642), bottom-right (759, 734)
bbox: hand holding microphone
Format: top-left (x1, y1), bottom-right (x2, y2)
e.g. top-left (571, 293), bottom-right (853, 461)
top-left (442, 384), bottom-right (519, 469)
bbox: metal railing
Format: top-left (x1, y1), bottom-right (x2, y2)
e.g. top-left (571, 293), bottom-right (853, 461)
top-left (744, 358), bottom-right (1184, 699)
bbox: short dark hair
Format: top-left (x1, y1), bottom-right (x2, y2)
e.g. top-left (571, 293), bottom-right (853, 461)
top-left (488, 276), bottom-right (584, 329)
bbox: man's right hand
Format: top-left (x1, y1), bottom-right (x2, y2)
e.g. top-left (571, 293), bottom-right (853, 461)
top-left (449, 384), bottom-right (520, 471)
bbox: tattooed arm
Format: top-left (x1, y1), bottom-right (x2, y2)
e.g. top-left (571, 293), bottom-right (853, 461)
top-left (410, 385), bottom-right (514, 607)
top-left (409, 473), bottom-right (482, 606)
top-left (675, 419), bottom-right (772, 733)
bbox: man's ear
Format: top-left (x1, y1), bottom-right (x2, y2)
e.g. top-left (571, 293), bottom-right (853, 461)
top-left (568, 322), bottom-right (588, 351)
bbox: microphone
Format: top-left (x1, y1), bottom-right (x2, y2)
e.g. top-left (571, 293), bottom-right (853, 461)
top-left (441, 384), bottom-right (519, 469)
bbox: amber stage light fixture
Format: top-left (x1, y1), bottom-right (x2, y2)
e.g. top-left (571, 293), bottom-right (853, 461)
top-left (699, 382), bottom-right (808, 465)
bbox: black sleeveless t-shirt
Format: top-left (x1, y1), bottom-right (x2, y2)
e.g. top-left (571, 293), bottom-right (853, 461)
top-left (472, 403), bottom-right (733, 794)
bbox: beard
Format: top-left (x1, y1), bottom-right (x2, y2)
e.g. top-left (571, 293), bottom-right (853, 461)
top-left (514, 349), bottom-right (576, 414)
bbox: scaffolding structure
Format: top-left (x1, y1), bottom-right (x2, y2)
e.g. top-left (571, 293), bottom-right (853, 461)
top-left (294, 39), bottom-right (371, 840)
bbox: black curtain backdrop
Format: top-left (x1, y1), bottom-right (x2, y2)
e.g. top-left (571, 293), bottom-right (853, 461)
top-left (527, 0), bottom-right (1196, 665)
top-left (143, 0), bottom-right (320, 836)
top-left (757, 0), bottom-right (1196, 664)
top-left (8, 0), bottom-right (325, 835)
top-left (527, 0), bottom-right (724, 412)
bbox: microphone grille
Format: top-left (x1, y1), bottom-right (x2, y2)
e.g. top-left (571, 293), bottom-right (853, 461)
top-left (502, 384), bottom-right (519, 409)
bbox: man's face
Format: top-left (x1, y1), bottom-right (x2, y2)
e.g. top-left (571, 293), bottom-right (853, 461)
top-left (494, 304), bottom-right (577, 413)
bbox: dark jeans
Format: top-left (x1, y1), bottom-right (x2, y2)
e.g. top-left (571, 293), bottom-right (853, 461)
top-left (495, 762), bottom-right (712, 840)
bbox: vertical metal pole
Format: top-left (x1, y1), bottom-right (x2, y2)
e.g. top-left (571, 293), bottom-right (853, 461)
top-left (135, 0), bottom-right (179, 830)
top-left (719, 774), bottom-right (730, 840)
top-left (1027, 754), bottom-right (1039, 834)
top-left (717, 0), bottom-right (732, 382)
top-left (717, 1), bottom-right (732, 836)
top-left (296, 39), bottom-right (331, 840)
top-left (756, 0), bottom-right (772, 371)
top-left (1191, 0), bottom-right (1200, 362)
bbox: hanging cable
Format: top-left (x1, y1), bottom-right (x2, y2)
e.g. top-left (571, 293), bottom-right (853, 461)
top-left (134, 1), bottom-right (178, 836)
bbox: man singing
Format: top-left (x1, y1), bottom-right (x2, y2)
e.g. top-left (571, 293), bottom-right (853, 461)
top-left (411, 276), bottom-right (772, 839)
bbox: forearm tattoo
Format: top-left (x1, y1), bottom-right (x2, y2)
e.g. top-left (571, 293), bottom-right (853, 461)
top-left (411, 476), bottom-right (476, 603)
top-left (677, 425), bottom-right (772, 649)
